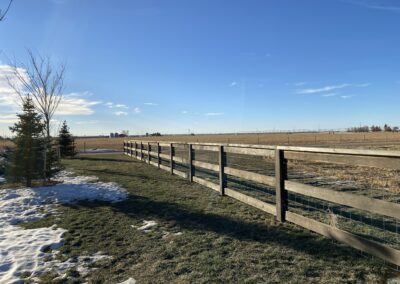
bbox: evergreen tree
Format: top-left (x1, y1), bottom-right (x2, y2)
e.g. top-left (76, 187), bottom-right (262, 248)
top-left (58, 120), bottom-right (76, 158)
top-left (6, 96), bottom-right (45, 186)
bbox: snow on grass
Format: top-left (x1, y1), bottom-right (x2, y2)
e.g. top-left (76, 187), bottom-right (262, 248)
top-left (118, 277), bottom-right (137, 284)
top-left (0, 171), bottom-right (127, 283)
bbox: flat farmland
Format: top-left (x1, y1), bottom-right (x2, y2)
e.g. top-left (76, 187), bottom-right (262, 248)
top-left (74, 131), bottom-right (400, 151)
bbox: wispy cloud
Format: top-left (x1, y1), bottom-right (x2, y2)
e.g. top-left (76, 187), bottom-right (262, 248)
top-left (297, 84), bottom-right (350, 94)
top-left (344, 0), bottom-right (400, 12)
top-left (114, 111), bottom-right (128, 116)
top-left (0, 113), bottom-right (17, 124)
top-left (58, 92), bottom-right (102, 115)
top-left (297, 83), bottom-right (369, 94)
top-left (204, 112), bottom-right (224, 116)
top-left (75, 120), bottom-right (99, 125)
top-left (321, 93), bottom-right (337, 97)
top-left (144, 102), bottom-right (158, 106)
top-left (181, 110), bottom-right (188, 114)
top-left (230, 82), bottom-right (238, 87)
top-left (104, 102), bottom-right (128, 109)
top-left (133, 107), bottom-right (141, 114)
top-left (340, 95), bottom-right (353, 99)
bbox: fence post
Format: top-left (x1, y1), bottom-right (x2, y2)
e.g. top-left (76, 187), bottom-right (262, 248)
top-left (134, 142), bottom-right (137, 158)
top-left (275, 149), bottom-right (287, 222)
top-left (157, 142), bottom-right (160, 168)
top-left (188, 144), bottom-right (194, 182)
top-left (170, 143), bottom-right (174, 175)
top-left (140, 142), bottom-right (143, 160)
top-left (147, 142), bottom-right (151, 164)
top-left (123, 141), bottom-right (126, 154)
top-left (219, 145), bottom-right (227, 196)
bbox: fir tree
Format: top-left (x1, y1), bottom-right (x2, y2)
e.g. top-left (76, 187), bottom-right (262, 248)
top-left (6, 96), bottom-right (45, 186)
top-left (58, 120), bottom-right (76, 158)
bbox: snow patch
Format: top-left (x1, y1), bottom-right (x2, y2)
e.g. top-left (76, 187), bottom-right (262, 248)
top-left (0, 171), bottom-right (127, 283)
top-left (118, 277), bottom-right (137, 284)
top-left (131, 220), bottom-right (157, 233)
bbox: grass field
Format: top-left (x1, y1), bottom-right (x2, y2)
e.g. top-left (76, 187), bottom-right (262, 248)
top-left (22, 154), bottom-right (394, 283)
top-left (1, 131), bottom-right (399, 152)
top-left (73, 131), bottom-right (400, 152)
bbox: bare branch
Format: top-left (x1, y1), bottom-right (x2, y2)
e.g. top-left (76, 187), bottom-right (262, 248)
top-left (0, 0), bottom-right (13, 21)
top-left (7, 49), bottom-right (66, 138)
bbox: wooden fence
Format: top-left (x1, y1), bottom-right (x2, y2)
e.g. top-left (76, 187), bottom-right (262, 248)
top-left (123, 140), bottom-right (400, 266)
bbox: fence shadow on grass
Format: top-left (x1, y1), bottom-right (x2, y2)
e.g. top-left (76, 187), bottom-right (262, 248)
top-left (69, 193), bottom-right (372, 265)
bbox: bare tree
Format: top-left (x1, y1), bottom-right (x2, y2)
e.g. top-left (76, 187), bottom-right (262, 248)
top-left (0, 0), bottom-right (13, 21)
top-left (8, 50), bottom-right (65, 139)
top-left (7, 50), bottom-right (65, 180)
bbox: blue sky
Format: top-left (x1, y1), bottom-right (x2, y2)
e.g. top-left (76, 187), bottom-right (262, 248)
top-left (0, 0), bottom-right (400, 136)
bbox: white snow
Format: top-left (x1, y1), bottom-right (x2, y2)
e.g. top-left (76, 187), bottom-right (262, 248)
top-left (118, 277), bottom-right (137, 284)
top-left (131, 220), bottom-right (158, 233)
top-left (0, 171), bottom-right (127, 283)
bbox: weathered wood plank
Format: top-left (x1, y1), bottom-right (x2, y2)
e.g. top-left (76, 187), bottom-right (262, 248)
top-left (193, 160), bottom-right (220, 172)
top-left (173, 156), bottom-right (187, 164)
top-left (159, 164), bottom-right (170, 172)
top-left (285, 180), bottom-right (400, 220)
top-left (192, 144), bottom-right (220, 152)
top-left (174, 169), bottom-right (187, 179)
top-left (159, 153), bottom-right (170, 160)
top-left (224, 146), bottom-right (275, 158)
top-left (224, 188), bottom-right (276, 215)
top-left (193, 176), bottom-right (220, 192)
top-left (285, 211), bottom-right (400, 266)
top-left (284, 151), bottom-right (400, 170)
top-left (224, 167), bottom-right (275, 187)
top-left (279, 146), bottom-right (400, 158)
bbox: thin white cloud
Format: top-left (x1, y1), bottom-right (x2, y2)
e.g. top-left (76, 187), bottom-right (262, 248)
top-left (133, 107), bottom-right (141, 114)
top-left (0, 113), bottom-right (18, 124)
top-left (344, 0), bottom-right (400, 12)
top-left (230, 82), bottom-right (238, 87)
top-left (104, 102), bottom-right (128, 109)
top-left (321, 93), bottom-right (337, 97)
top-left (75, 120), bottom-right (99, 125)
top-left (181, 110), bottom-right (188, 114)
top-left (297, 84), bottom-right (350, 94)
top-left (340, 95), bottom-right (353, 99)
top-left (57, 92), bottom-right (102, 115)
top-left (297, 83), bottom-right (369, 94)
top-left (114, 111), bottom-right (128, 116)
top-left (144, 102), bottom-right (158, 106)
top-left (204, 112), bottom-right (224, 116)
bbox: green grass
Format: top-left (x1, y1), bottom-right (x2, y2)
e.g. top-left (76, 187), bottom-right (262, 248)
top-left (25, 154), bottom-right (392, 283)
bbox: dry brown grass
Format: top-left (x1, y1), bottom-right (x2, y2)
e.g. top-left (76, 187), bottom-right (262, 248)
top-left (1, 132), bottom-right (396, 151)
top-left (73, 131), bottom-right (400, 151)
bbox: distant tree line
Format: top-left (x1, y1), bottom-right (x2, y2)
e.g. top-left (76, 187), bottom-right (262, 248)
top-left (145, 132), bottom-right (162, 137)
top-left (347, 124), bottom-right (400, 132)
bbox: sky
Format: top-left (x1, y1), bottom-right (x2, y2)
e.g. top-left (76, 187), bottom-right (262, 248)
top-left (0, 0), bottom-right (400, 136)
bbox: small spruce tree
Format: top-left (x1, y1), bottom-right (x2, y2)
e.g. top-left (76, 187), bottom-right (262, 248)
top-left (6, 96), bottom-right (45, 186)
top-left (58, 120), bottom-right (76, 158)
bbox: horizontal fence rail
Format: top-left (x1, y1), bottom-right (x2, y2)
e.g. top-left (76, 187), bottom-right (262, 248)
top-left (123, 140), bottom-right (400, 266)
